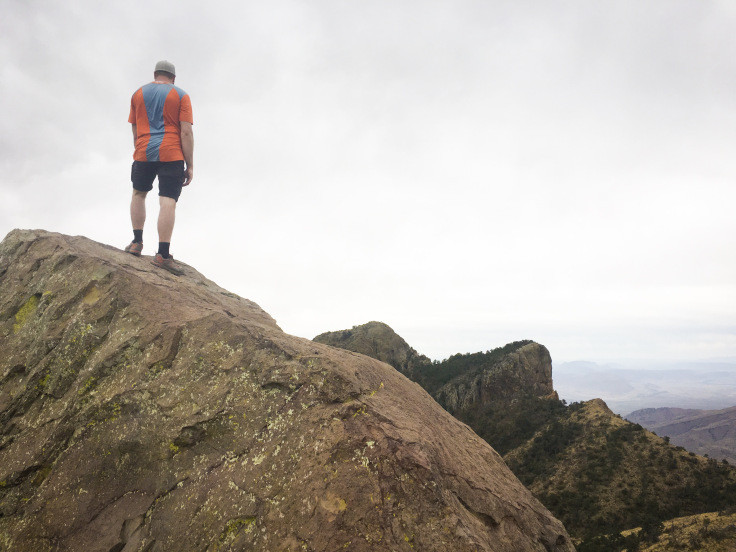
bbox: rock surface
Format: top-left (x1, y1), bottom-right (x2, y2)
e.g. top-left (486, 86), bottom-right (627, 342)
top-left (0, 230), bottom-right (574, 552)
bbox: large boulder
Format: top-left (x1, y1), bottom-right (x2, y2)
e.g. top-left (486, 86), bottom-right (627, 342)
top-left (0, 230), bottom-right (573, 552)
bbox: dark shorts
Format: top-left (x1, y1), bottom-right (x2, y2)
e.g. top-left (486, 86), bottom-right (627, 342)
top-left (131, 160), bottom-right (185, 201)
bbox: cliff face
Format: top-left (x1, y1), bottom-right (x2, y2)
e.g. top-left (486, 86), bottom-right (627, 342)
top-left (314, 323), bottom-right (555, 415)
top-left (434, 342), bottom-right (555, 414)
top-left (0, 230), bottom-right (573, 552)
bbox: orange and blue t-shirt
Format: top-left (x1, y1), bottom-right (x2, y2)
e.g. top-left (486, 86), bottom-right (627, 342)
top-left (129, 82), bottom-right (193, 162)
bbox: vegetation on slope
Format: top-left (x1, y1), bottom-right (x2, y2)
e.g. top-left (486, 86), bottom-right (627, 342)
top-left (457, 395), bottom-right (573, 456)
top-left (412, 339), bottom-right (534, 394)
top-left (637, 511), bottom-right (736, 552)
top-left (580, 511), bottom-right (736, 552)
top-left (314, 323), bottom-right (736, 548)
top-left (408, 346), bottom-right (736, 546)
top-left (500, 399), bottom-right (736, 544)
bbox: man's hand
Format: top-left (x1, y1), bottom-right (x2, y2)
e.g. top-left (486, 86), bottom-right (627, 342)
top-left (180, 122), bottom-right (194, 186)
top-left (183, 165), bottom-right (193, 186)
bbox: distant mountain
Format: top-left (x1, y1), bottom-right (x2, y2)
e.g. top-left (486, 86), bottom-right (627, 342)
top-left (625, 407), bottom-right (704, 425)
top-left (315, 322), bottom-right (736, 547)
top-left (627, 406), bottom-right (736, 464)
top-left (554, 360), bottom-right (736, 413)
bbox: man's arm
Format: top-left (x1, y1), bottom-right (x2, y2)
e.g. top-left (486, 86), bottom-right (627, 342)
top-left (131, 124), bottom-right (137, 147)
top-left (180, 122), bottom-right (194, 186)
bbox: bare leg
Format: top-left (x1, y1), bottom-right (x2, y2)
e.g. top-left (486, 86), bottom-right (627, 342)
top-left (158, 196), bottom-right (177, 243)
top-left (131, 190), bottom-right (147, 231)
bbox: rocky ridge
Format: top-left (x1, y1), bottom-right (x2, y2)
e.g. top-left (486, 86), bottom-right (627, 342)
top-left (314, 322), bottom-right (555, 415)
top-left (0, 230), bottom-right (573, 552)
top-left (315, 321), bottom-right (736, 546)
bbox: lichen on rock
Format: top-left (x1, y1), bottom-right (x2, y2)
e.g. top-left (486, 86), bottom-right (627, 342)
top-left (12, 294), bottom-right (40, 334)
top-left (0, 230), bottom-right (574, 551)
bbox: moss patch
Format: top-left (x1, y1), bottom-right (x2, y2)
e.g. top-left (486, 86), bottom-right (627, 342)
top-left (215, 517), bottom-right (256, 549)
top-left (13, 294), bottom-right (40, 333)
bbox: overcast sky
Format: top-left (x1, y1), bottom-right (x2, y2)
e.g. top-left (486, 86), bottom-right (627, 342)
top-left (2, 0), bottom-right (735, 364)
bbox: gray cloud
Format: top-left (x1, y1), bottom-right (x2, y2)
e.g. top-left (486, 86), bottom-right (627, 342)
top-left (1, 0), bottom-right (735, 363)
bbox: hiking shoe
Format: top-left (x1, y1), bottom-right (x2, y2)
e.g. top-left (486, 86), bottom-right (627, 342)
top-left (151, 253), bottom-right (184, 276)
top-left (124, 241), bottom-right (143, 257)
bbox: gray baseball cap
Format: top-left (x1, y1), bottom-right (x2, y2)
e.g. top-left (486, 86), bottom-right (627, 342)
top-left (154, 60), bottom-right (176, 76)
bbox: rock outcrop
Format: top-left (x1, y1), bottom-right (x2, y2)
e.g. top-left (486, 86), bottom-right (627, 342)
top-left (314, 321), bottom-right (431, 377)
top-left (0, 230), bottom-right (573, 552)
top-left (314, 323), bottom-right (555, 415)
top-left (433, 342), bottom-right (556, 414)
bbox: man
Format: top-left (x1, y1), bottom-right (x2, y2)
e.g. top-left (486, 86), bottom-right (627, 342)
top-left (125, 60), bottom-right (194, 276)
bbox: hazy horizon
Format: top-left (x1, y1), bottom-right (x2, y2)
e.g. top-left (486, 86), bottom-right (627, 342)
top-left (553, 358), bottom-right (736, 413)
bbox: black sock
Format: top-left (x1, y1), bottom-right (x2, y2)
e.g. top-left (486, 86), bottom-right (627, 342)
top-left (133, 229), bottom-right (143, 244)
top-left (158, 242), bottom-right (170, 259)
